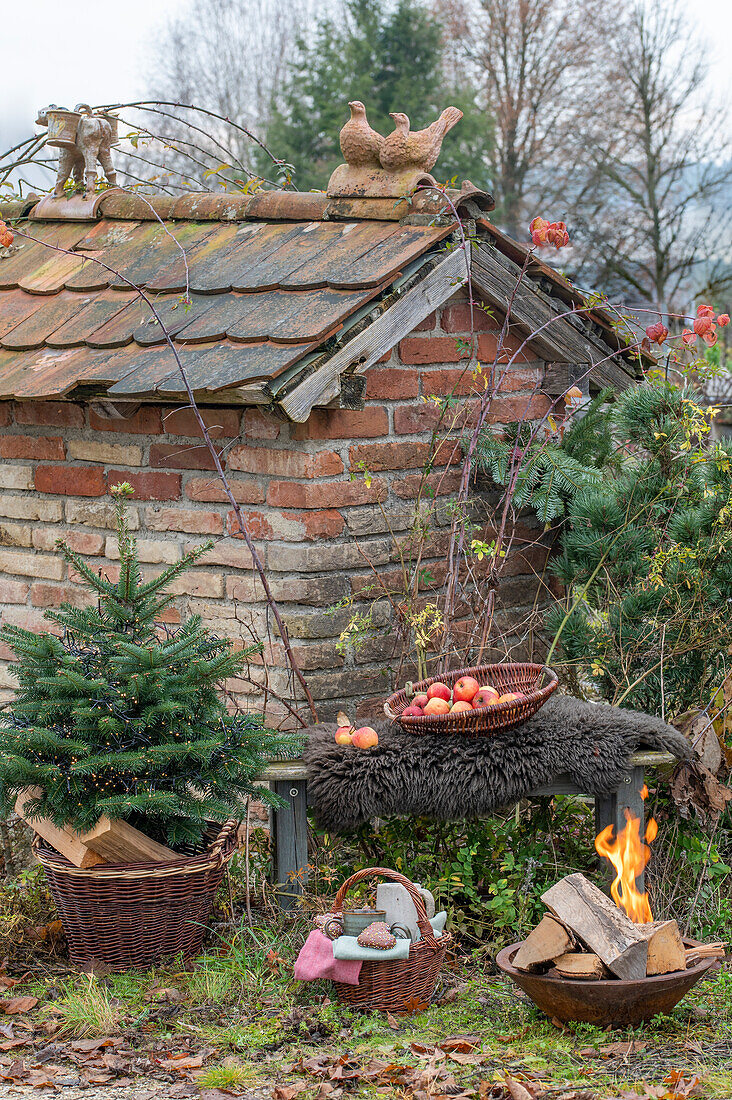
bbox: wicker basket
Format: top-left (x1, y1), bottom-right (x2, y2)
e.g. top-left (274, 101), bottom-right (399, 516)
top-left (384, 662), bottom-right (558, 737)
top-left (330, 867), bottom-right (450, 1013)
top-left (35, 819), bottom-right (239, 970)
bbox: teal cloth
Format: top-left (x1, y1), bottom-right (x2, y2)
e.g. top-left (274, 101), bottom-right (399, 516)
top-left (332, 913), bottom-right (446, 961)
top-left (414, 910), bottom-right (447, 941)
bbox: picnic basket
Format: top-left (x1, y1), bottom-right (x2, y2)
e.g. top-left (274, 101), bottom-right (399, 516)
top-left (384, 662), bottom-right (558, 737)
top-left (35, 818), bottom-right (239, 970)
top-left (330, 867), bottom-right (450, 1013)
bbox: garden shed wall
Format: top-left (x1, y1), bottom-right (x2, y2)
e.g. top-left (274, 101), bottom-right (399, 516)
top-left (0, 290), bottom-right (555, 724)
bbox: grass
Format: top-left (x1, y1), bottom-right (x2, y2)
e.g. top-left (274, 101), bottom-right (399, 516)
top-left (44, 974), bottom-right (119, 1037)
top-left (198, 1063), bottom-right (259, 1090)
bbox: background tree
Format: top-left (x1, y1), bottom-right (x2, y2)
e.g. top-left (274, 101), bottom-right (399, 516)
top-left (569, 1), bottom-right (732, 317)
top-left (147, 0), bottom-right (317, 175)
top-left (265, 0), bottom-right (492, 191)
top-left (434, 0), bottom-right (612, 239)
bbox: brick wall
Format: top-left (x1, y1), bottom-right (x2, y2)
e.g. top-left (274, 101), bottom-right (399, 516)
top-left (0, 293), bottom-right (557, 724)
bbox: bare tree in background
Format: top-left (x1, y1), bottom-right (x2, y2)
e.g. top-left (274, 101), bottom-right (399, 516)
top-left (148, 0), bottom-right (320, 168)
top-left (434, 0), bottom-right (612, 239)
top-left (570, 1), bottom-right (731, 317)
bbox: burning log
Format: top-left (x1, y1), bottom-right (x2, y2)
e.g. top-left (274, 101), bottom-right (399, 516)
top-left (541, 873), bottom-right (651, 980)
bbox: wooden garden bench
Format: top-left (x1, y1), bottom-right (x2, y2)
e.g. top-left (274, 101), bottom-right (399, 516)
top-left (258, 750), bottom-right (676, 909)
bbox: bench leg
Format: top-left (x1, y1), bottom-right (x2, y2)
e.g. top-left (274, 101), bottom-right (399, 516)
top-left (595, 764), bottom-right (646, 892)
top-left (271, 780), bottom-right (308, 910)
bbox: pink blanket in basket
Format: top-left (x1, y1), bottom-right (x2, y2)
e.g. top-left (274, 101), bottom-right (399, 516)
top-left (294, 930), bottom-right (362, 986)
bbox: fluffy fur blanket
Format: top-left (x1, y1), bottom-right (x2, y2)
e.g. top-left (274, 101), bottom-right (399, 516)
top-left (303, 695), bottom-right (689, 833)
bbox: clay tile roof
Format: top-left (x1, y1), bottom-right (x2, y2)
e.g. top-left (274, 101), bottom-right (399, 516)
top-left (0, 195), bottom-right (456, 402)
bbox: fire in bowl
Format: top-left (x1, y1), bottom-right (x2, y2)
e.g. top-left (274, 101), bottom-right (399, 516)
top-left (496, 941), bottom-right (716, 1027)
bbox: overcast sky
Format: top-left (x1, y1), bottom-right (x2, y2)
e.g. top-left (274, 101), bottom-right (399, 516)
top-left (2, 0), bottom-right (731, 155)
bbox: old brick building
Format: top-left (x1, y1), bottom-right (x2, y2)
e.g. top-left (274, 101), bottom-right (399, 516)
top-left (0, 185), bottom-right (640, 723)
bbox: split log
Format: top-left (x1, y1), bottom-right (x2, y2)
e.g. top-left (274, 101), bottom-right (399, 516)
top-left (640, 920), bottom-right (686, 976)
top-left (82, 818), bottom-right (183, 864)
top-left (551, 952), bottom-right (609, 980)
top-left (513, 915), bottom-right (574, 971)
top-left (15, 789), bottom-right (106, 870)
top-left (542, 873), bottom-right (649, 980)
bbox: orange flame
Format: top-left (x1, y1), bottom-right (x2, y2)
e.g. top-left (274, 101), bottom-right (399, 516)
top-left (594, 786), bottom-right (657, 923)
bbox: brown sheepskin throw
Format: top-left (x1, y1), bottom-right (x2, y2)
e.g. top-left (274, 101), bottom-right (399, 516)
top-left (303, 695), bottom-right (689, 833)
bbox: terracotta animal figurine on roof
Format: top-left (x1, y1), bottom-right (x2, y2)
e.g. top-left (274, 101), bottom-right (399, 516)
top-left (36, 104), bottom-right (118, 198)
top-left (328, 101), bottom-right (463, 199)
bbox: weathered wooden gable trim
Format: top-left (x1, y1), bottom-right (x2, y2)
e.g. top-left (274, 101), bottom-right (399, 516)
top-left (277, 247), bottom-right (469, 422)
top-left (470, 240), bottom-right (639, 391)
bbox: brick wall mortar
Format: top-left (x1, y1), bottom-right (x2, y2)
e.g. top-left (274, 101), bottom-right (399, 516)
top-left (0, 294), bottom-right (557, 721)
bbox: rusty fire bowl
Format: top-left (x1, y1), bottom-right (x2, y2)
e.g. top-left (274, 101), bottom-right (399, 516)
top-left (496, 941), bottom-right (716, 1027)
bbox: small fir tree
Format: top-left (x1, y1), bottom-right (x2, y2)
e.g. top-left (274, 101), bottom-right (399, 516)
top-left (0, 484), bottom-right (301, 847)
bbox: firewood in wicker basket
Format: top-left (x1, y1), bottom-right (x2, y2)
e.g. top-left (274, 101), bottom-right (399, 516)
top-left (15, 788), bottom-right (105, 869)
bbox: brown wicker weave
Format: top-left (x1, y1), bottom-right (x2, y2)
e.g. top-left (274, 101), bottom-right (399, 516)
top-left (384, 662), bottom-right (558, 737)
top-left (35, 819), bottom-right (238, 970)
top-left (330, 867), bottom-right (450, 1013)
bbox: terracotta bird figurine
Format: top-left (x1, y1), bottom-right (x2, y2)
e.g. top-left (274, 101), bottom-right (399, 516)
top-left (339, 101), bottom-right (384, 168)
top-left (380, 106), bottom-right (463, 173)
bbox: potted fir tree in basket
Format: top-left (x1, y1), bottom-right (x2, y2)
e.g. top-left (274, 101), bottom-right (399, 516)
top-left (0, 484), bottom-right (301, 969)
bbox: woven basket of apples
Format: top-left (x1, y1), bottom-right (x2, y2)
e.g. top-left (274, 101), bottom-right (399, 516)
top-left (384, 663), bottom-right (558, 736)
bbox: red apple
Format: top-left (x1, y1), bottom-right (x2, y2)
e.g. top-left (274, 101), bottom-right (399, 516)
top-left (473, 685), bottom-right (500, 708)
top-left (335, 725), bottom-right (354, 745)
top-left (453, 675), bottom-right (480, 703)
top-left (497, 692), bottom-right (521, 704)
top-left (413, 693), bottom-right (429, 709)
top-left (352, 726), bottom-right (379, 749)
top-left (450, 700), bottom-right (473, 713)
top-left (427, 681), bottom-right (451, 702)
top-left (402, 705), bottom-right (424, 717)
top-left (424, 697), bottom-right (451, 715)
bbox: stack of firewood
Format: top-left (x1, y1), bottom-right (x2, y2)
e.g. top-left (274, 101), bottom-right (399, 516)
top-left (15, 788), bottom-right (184, 868)
top-left (514, 873), bottom-right (724, 981)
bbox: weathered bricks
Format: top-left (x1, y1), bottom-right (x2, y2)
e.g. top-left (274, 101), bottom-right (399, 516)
top-left (228, 445), bottom-right (343, 478)
top-left (0, 550), bottom-right (64, 580)
top-left (14, 401), bottom-right (84, 428)
top-left (67, 439), bottom-right (143, 465)
top-left (0, 466), bottom-right (34, 491)
top-left (266, 478), bottom-right (387, 509)
top-left (0, 494), bottom-right (64, 522)
top-left (0, 435), bottom-right (65, 460)
top-left (146, 506), bottom-right (224, 535)
top-left (399, 336), bottom-right (468, 365)
top-left (149, 443), bottom-right (220, 471)
top-left (185, 477), bottom-right (264, 504)
top-left (35, 465), bottom-right (106, 497)
top-left (349, 440), bottom-right (430, 471)
top-left (365, 367), bottom-right (419, 400)
top-left (66, 501), bottom-right (140, 529)
top-left (107, 470), bottom-right (181, 500)
top-left (90, 405), bottom-right (163, 434)
top-left (292, 407), bottom-right (388, 440)
top-left (243, 409), bottom-right (282, 439)
top-left (162, 406), bottom-right (241, 438)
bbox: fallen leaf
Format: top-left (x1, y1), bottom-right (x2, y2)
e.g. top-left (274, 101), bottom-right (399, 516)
top-left (505, 1076), bottom-right (535, 1100)
top-left (439, 1036), bottom-right (480, 1053)
top-left (0, 998), bottom-right (38, 1015)
top-left (599, 1040), bottom-right (646, 1057)
top-left (272, 1085), bottom-right (310, 1100)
